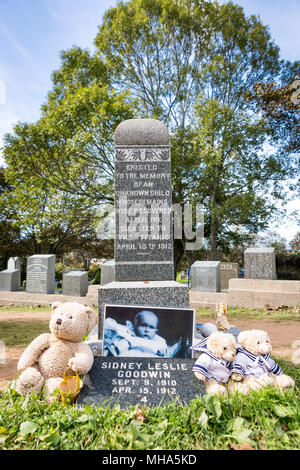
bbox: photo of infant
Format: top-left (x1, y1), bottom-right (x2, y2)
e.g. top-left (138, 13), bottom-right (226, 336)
top-left (102, 304), bottom-right (195, 358)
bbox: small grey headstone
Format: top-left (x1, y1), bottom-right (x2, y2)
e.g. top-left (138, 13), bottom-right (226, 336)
top-left (191, 261), bottom-right (221, 292)
top-left (220, 262), bottom-right (239, 290)
top-left (0, 269), bottom-right (20, 291)
top-left (62, 271), bottom-right (88, 297)
top-left (7, 257), bottom-right (21, 288)
top-left (101, 260), bottom-right (115, 285)
top-left (78, 357), bottom-right (204, 408)
top-left (26, 255), bottom-right (56, 294)
top-left (244, 248), bottom-right (276, 280)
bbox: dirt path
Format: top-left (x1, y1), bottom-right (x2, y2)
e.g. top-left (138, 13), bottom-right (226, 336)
top-left (198, 317), bottom-right (300, 359)
top-left (0, 310), bottom-right (299, 390)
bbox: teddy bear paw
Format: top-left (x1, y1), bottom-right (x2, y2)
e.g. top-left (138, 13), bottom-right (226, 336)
top-left (206, 381), bottom-right (227, 396)
top-left (274, 374), bottom-right (295, 391)
top-left (44, 377), bottom-right (64, 404)
top-left (16, 367), bottom-right (44, 396)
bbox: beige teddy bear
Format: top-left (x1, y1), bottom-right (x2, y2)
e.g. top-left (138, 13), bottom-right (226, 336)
top-left (229, 329), bottom-right (295, 394)
top-left (191, 332), bottom-right (237, 396)
top-left (16, 302), bottom-right (97, 403)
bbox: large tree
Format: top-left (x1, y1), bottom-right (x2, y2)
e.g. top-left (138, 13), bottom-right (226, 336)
top-left (2, 0), bottom-right (298, 264)
top-left (95, 0), bottom-right (293, 259)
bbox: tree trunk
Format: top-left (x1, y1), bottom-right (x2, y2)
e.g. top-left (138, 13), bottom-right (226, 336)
top-left (210, 189), bottom-right (218, 261)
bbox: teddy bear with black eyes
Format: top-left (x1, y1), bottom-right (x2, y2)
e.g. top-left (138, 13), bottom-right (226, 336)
top-left (16, 302), bottom-right (97, 403)
top-left (191, 331), bottom-right (237, 396)
top-left (228, 329), bottom-right (295, 394)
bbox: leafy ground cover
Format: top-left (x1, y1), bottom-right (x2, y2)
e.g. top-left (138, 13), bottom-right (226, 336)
top-left (0, 357), bottom-right (299, 450)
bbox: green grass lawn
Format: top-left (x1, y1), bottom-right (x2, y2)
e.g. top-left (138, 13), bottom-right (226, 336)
top-left (0, 356), bottom-right (299, 450)
top-left (0, 321), bottom-right (50, 347)
top-left (0, 305), bottom-right (51, 312)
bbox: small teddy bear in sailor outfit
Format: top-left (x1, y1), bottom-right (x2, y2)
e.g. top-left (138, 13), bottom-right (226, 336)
top-left (191, 331), bottom-right (237, 395)
top-left (228, 329), bottom-right (295, 394)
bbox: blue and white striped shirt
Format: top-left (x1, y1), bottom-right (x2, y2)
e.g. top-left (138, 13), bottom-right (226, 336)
top-left (232, 347), bottom-right (282, 378)
top-left (190, 338), bottom-right (233, 384)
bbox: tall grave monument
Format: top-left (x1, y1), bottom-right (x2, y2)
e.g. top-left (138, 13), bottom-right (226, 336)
top-left (114, 118), bottom-right (174, 281)
top-left (97, 119), bottom-right (189, 326)
top-left (79, 119), bottom-right (203, 407)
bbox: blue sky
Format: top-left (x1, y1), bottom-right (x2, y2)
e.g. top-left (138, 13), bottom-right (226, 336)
top-left (0, 0), bottom-right (299, 240)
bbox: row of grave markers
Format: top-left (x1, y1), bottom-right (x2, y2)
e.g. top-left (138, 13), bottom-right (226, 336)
top-left (0, 247), bottom-right (276, 295)
top-left (0, 255), bottom-right (88, 296)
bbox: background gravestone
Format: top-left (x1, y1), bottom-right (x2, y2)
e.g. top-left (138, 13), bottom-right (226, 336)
top-left (62, 271), bottom-right (88, 297)
top-left (220, 262), bottom-right (239, 290)
top-left (0, 269), bottom-right (20, 291)
top-left (101, 260), bottom-right (115, 285)
top-left (26, 255), bottom-right (56, 294)
top-left (244, 248), bottom-right (276, 280)
top-left (191, 261), bottom-right (221, 292)
top-left (114, 118), bottom-right (174, 281)
top-left (7, 257), bottom-right (21, 288)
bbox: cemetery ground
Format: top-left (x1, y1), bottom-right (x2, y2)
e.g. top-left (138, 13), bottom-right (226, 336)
top-left (0, 305), bottom-right (299, 450)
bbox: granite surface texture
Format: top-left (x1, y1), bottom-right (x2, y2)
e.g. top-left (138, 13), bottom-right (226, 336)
top-left (77, 357), bottom-right (205, 408)
top-left (100, 260), bottom-right (115, 285)
top-left (26, 254), bottom-right (56, 294)
top-left (191, 261), bottom-right (221, 292)
top-left (220, 262), bottom-right (239, 290)
top-left (7, 257), bottom-right (21, 288)
top-left (98, 281), bottom-right (190, 339)
top-left (244, 248), bottom-right (276, 280)
top-left (115, 119), bottom-right (170, 146)
top-left (114, 118), bottom-right (174, 282)
top-left (62, 271), bottom-right (88, 297)
top-left (0, 269), bottom-right (20, 291)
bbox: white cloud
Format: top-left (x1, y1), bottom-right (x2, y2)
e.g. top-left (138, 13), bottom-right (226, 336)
top-left (0, 18), bottom-right (33, 64)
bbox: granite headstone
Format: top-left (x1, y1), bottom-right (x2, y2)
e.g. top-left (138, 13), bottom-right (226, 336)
top-left (191, 261), bottom-right (221, 292)
top-left (244, 248), bottom-right (276, 280)
top-left (62, 271), bottom-right (88, 297)
top-left (78, 357), bottom-right (204, 408)
top-left (0, 269), bottom-right (20, 291)
top-left (114, 119), bottom-right (174, 281)
top-left (220, 262), bottom-right (239, 290)
top-left (7, 257), bottom-right (21, 288)
top-left (101, 260), bottom-right (115, 285)
top-left (26, 254), bottom-right (56, 294)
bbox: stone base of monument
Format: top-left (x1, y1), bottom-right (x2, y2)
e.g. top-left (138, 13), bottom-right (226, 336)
top-left (97, 280), bottom-right (190, 338)
top-left (77, 357), bottom-right (205, 408)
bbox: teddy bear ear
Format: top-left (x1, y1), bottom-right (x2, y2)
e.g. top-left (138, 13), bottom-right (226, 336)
top-left (85, 307), bottom-right (97, 332)
top-left (51, 302), bottom-right (61, 312)
top-left (237, 331), bottom-right (250, 346)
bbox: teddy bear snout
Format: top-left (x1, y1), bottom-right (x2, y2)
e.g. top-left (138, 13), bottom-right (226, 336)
top-left (56, 318), bottom-right (62, 325)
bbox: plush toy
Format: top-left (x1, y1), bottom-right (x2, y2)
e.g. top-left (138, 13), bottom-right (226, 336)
top-left (191, 332), bottom-right (237, 395)
top-left (229, 329), bottom-right (295, 394)
top-left (16, 302), bottom-right (97, 403)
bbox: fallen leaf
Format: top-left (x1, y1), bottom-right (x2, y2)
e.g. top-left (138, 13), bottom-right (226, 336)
top-left (229, 443), bottom-right (254, 450)
top-left (136, 408), bottom-right (146, 423)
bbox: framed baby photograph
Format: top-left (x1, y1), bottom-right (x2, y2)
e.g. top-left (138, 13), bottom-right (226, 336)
top-left (102, 304), bottom-right (195, 358)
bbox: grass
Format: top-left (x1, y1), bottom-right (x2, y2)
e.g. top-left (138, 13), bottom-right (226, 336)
top-left (0, 322), bottom-right (49, 347)
top-left (0, 304), bottom-right (299, 449)
top-left (0, 357), bottom-right (299, 450)
top-left (0, 305), bottom-right (51, 312)
top-left (196, 306), bottom-right (300, 322)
